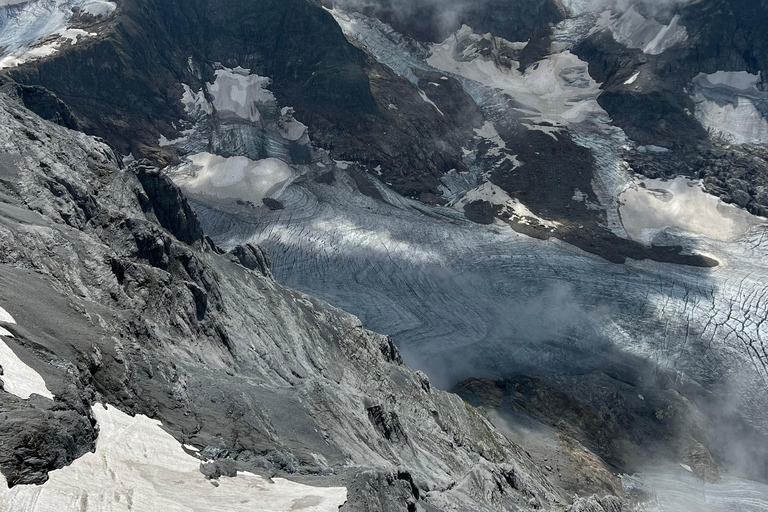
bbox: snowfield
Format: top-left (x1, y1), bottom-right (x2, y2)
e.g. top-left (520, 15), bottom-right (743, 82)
top-left (0, 306), bottom-right (54, 400)
top-left (619, 177), bottom-right (767, 244)
top-left (172, 153), bottom-right (293, 207)
top-left (0, 403), bottom-right (347, 512)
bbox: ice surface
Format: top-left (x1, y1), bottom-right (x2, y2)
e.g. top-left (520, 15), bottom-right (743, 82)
top-left (619, 177), bottom-right (766, 245)
top-left (279, 107), bottom-right (308, 141)
top-left (0, 306), bottom-right (54, 399)
top-left (624, 466), bottom-right (768, 512)
top-left (601, 7), bottom-right (688, 55)
top-left (693, 71), bottom-right (768, 145)
top-left (193, 163), bottom-right (768, 429)
top-left (0, 404), bottom-right (347, 511)
top-left (171, 153), bottom-right (293, 206)
top-left (193, 16), bottom-right (766, 428)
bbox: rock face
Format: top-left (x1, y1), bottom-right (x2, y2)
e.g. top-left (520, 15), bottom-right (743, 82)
top-left (0, 94), bottom-right (571, 510)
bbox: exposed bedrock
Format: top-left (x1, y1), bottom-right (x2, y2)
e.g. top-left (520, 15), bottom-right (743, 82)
top-left (456, 370), bottom-right (768, 490)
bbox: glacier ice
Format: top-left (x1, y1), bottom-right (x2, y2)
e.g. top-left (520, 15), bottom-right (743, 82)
top-left (693, 71), bottom-right (768, 145)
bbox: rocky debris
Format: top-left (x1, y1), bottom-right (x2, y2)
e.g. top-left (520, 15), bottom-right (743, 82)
top-left (0, 81), bottom-right (79, 130)
top-left (681, 441), bottom-right (720, 484)
top-left (322, 0), bottom-right (563, 44)
top-left (463, 200), bottom-right (501, 225)
top-left (3, 0), bottom-right (483, 199)
top-left (367, 406), bottom-right (408, 444)
top-left (340, 470), bottom-right (427, 512)
top-left (0, 395), bottom-right (96, 487)
top-left (261, 197), bottom-right (285, 210)
top-left (626, 142), bottom-right (768, 218)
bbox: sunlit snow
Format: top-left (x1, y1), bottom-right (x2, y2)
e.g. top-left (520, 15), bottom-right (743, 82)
top-left (619, 177), bottom-right (766, 244)
top-left (0, 404), bottom-right (347, 512)
top-left (172, 153), bottom-right (293, 206)
top-left (0, 306), bottom-right (54, 399)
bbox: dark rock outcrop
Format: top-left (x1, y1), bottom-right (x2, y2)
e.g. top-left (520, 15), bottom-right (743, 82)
top-left (228, 244), bottom-right (273, 278)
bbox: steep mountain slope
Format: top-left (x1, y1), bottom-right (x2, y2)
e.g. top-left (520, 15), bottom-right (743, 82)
top-left (0, 94), bottom-right (581, 510)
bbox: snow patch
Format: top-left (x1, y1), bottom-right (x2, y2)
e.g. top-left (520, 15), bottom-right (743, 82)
top-left (81, 0), bottom-right (115, 17)
top-left (0, 404), bottom-right (347, 511)
top-left (418, 89), bottom-right (444, 116)
top-left (624, 72), bottom-right (640, 85)
top-left (453, 181), bottom-right (560, 229)
top-left (592, 6), bottom-right (687, 55)
top-left (0, 306), bottom-right (54, 400)
top-left (619, 177), bottom-right (766, 244)
top-left (172, 153), bottom-right (293, 206)
top-left (158, 131), bottom-right (192, 147)
top-left (474, 122), bottom-right (520, 166)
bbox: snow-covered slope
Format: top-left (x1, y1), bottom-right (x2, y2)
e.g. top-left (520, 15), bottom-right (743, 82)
top-left (0, 404), bottom-right (347, 512)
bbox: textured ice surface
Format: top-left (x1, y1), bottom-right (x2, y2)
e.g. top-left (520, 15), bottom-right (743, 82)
top-left (620, 177), bottom-right (767, 244)
top-left (195, 166), bottom-right (768, 432)
top-left (0, 306), bottom-right (54, 399)
top-left (693, 71), bottom-right (768, 145)
top-left (624, 466), bottom-right (768, 512)
top-left (171, 153), bottom-right (293, 206)
top-left (0, 404), bottom-right (347, 511)
top-left (603, 7), bottom-right (687, 55)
